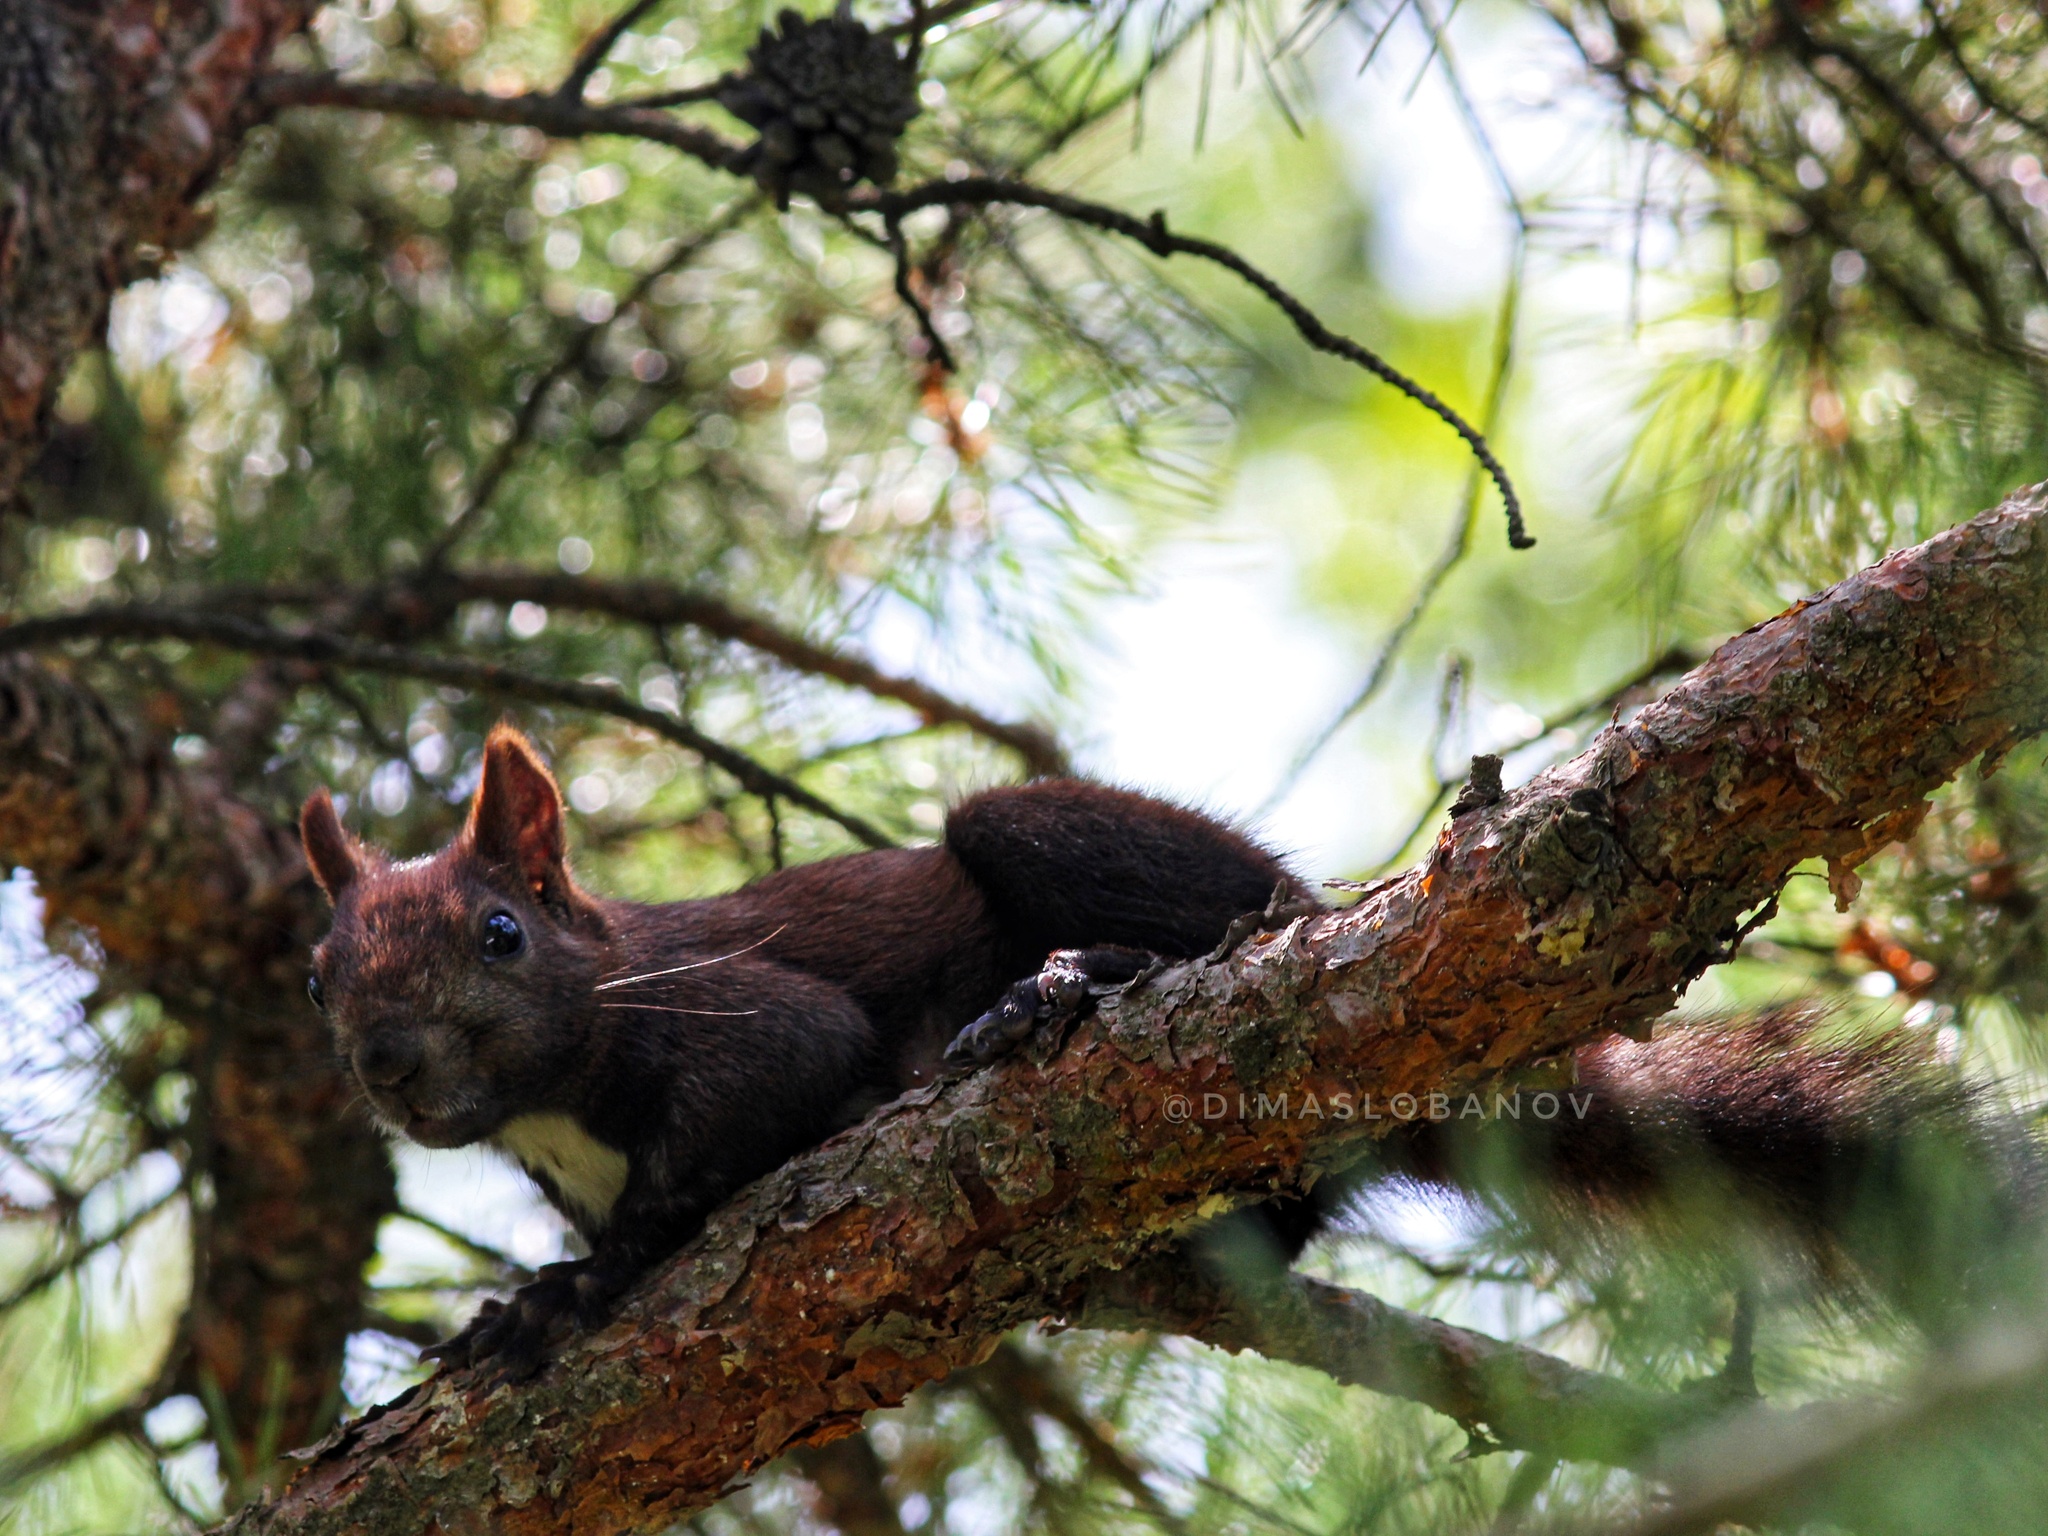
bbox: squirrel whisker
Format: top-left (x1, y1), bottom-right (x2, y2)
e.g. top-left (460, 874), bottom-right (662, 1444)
top-left (597, 1004), bottom-right (762, 1017)
top-left (594, 927), bottom-right (789, 992)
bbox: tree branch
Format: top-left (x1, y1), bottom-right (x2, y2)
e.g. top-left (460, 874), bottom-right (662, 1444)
top-left (421, 197), bottom-right (760, 568)
top-left (253, 72), bottom-right (749, 175)
top-left (416, 569), bottom-right (1065, 773)
top-left (44, 567), bottom-right (1070, 773)
top-left (1591, 1297), bottom-right (2048, 1535)
top-left (0, 1178), bottom-right (182, 1313)
top-left (557, 0), bottom-right (669, 103)
top-left (0, 608), bottom-right (894, 849)
top-left (0, 1399), bottom-right (146, 1495)
top-left (858, 179), bottom-right (1530, 549)
top-left (225, 485), bottom-right (2048, 1535)
top-left (1081, 1252), bottom-right (1834, 1476)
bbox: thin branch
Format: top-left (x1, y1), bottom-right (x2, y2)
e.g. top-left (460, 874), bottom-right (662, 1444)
top-left (0, 609), bottom-right (893, 850)
top-left (559, 0), bottom-right (669, 102)
top-left (786, 1433), bottom-right (909, 1536)
top-left (886, 216), bottom-right (957, 372)
top-left (614, 75), bottom-right (742, 110)
top-left (975, 1342), bottom-right (1187, 1526)
top-left (211, 571), bottom-right (1066, 774)
top-left (1772, 0), bottom-right (2048, 304)
top-left (424, 197), bottom-right (759, 568)
top-left (359, 1309), bottom-right (452, 1350)
top-left (860, 178), bottom-right (1531, 549)
top-left (881, 0), bottom-right (991, 38)
top-left (256, 73), bottom-right (750, 173)
top-left (1535, 4), bottom-right (2000, 359)
top-left (391, 1208), bottom-right (535, 1283)
top-left (1261, 20), bottom-right (1529, 815)
top-left (0, 1180), bottom-right (182, 1314)
top-left (317, 671), bottom-right (408, 760)
top-left (1261, 493), bottom-right (1478, 815)
top-left (0, 1124), bottom-right (77, 1207)
top-left (1921, 0), bottom-right (2048, 150)
top-left (1362, 644), bottom-right (1698, 876)
top-left (0, 1400), bottom-right (146, 1494)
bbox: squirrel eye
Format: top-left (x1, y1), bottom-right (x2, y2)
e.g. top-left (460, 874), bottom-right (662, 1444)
top-left (481, 911), bottom-right (525, 961)
top-left (307, 973), bottom-right (326, 1011)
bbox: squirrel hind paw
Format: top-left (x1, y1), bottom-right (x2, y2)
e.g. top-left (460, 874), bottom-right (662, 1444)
top-left (943, 980), bottom-right (1043, 1069)
top-left (943, 951), bottom-right (1117, 1070)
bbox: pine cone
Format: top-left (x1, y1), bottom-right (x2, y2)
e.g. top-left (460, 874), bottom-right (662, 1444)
top-left (718, 10), bottom-right (920, 209)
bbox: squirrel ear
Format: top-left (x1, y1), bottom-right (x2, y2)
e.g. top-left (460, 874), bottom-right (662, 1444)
top-left (300, 789), bottom-right (362, 902)
top-left (468, 726), bottom-right (566, 896)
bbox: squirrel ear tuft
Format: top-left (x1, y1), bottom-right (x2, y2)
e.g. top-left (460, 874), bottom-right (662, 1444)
top-left (301, 789), bottom-right (362, 902)
top-left (468, 725), bottom-right (566, 896)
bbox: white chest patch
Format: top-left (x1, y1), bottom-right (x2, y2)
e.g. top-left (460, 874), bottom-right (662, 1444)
top-left (493, 1113), bottom-right (629, 1232)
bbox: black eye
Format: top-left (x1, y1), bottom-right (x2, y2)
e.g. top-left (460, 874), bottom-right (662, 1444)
top-left (307, 973), bottom-right (326, 1011)
top-left (481, 911), bottom-right (525, 961)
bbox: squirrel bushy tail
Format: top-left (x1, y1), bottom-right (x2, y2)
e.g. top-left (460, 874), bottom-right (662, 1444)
top-left (1275, 1008), bottom-right (2046, 1330)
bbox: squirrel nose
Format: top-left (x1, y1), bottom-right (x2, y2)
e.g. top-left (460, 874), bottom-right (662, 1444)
top-left (353, 1032), bottom-right (423, 1089)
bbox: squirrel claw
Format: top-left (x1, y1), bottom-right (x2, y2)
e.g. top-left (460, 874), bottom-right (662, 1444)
top-left (429, 1265), bottom-right (585, 1385)
top-left (420, 1298), bottom-right (505, 1370)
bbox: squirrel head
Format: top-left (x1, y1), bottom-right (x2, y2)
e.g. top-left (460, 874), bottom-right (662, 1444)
top-left (301, 726), bottom-right (611, 1148)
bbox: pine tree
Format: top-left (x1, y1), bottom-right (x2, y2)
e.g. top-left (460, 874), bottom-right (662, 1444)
top-left (5, 1), bottom-right (2048, 1532)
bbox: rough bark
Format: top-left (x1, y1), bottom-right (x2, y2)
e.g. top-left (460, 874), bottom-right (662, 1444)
top-left (218, 487), bottom-right (2048, 1536)
top-left (0, 656), bottom-right (393, 1485)
top-left (0, 0), bottom-right (311, 506)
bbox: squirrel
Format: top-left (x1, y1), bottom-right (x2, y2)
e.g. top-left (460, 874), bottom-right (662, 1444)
top-left (303, 726), bottom-right (2039, 1380)
top-left (301, 725), bottom-right (1311, 1379)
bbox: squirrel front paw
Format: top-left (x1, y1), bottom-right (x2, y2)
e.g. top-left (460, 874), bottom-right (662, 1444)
top-left (422, 1259), bottom-right (619, 1385)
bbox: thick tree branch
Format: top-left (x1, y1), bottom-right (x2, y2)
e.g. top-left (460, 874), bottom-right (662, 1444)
top-left (0, 1), bottom-right (315, 505)
top-left (224, 487), bottom-right (2048, 1535)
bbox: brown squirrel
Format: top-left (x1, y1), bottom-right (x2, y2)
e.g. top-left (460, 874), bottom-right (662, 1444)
top-left (302, 725), bottom-right (1308, 1379)
top-left (303, 727), bottom-right (2038, 1380)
